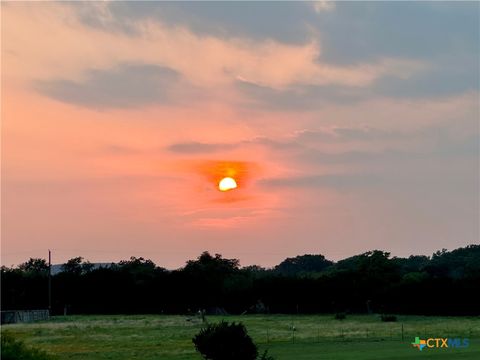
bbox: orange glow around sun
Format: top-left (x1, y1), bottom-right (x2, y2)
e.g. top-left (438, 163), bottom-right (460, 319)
top-left (188, 160), bottom-right (259, 190)
top-left (218, 177), bottom-right (237, 191)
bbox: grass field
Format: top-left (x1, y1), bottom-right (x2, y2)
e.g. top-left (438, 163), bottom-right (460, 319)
top-left (2, 314), bottom-right (479, 359)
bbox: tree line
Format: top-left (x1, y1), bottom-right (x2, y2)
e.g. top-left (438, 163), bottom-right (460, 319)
top-left (1, 245), bottom-right (479, 315)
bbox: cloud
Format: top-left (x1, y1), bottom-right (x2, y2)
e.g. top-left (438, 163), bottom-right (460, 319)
top-left (11, 2), bottom-right (473, 109)
top-left (236, 80), bottom-right (368, 111)
top-left (372, 58), bottom-right (479, 99)
top-left (236, 57), bottom-right (475, 110)
top-left (167, 142), bottom-right (237, 154)
top-left (289, 127), bottom-right (403, 144)
top-left (73, 1), bottom-right (318, 45)
top-left (163, 120), bottom-right (478, 199)
top-left (165, 126), bottom-right (416, 155)
top-left (313, 1), bottom-right (336, 13)
top-left (167, 136), bottom-right (298, 154)
top-left (297, 128), bottom-right (479, 166)
top-left (36, 63), bottom-right (179, 109)
top-left (73, 2), bottom-right (478, 68)
top-left (259, 134), bottom-right (479, 190)
top-left (259, 173), bottom-right (381, 189)
top-left (313, 2), bottom-right (479, 65)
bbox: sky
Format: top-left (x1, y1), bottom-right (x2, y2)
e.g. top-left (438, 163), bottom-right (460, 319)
top-left (1, 1), bottom-right (479, 269)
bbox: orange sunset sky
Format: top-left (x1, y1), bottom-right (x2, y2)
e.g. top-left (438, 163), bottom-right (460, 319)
top-left (1, 2), bottom-right (479, 268)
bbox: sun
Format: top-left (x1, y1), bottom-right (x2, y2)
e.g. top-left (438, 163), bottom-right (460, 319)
top-left (218, 177), bottom-right (237, 192)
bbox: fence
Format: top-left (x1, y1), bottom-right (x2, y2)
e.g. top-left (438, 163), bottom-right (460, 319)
top-left (1, 310), bottom-right (50, 324)
top-left (255, 324), bottom-right (478, 345)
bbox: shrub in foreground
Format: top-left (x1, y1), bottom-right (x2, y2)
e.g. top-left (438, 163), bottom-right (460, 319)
top-left (1, 333), bottom-right (53, 360)
top-left (193, 321), bottom-right (273, 360)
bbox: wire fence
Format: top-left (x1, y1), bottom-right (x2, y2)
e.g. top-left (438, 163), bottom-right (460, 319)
top-left (253, 324), bottom-right (479, 345)
top-left (238, 319), bottom-right (480, 346)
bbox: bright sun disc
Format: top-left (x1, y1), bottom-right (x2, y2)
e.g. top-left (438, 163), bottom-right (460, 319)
top-left (218, 177), bottom-right (237, 191)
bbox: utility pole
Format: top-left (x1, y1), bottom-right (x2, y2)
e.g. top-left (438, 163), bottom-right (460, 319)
top-left (48, 249), bottom-right (52, 315)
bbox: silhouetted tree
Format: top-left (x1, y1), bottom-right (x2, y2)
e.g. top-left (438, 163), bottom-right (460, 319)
top-left (18, 258), bottom-right (49, 275)
top-left (118, 257), bottom-right (157, 275)
top-left (184, 252), bottom-right (240, 274)
top-left (2, 245), bottom-right (479, 315)
top-left (275, 254), bottom-right (333, 275)
top-left (62, 257), bottom-right (93, 275)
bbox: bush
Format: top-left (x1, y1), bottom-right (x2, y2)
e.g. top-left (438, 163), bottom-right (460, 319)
top-left (334, 312), bottom-right (346, 320)
top-left (193, 321), bottom-right (262, 360)
top-left (381, 314), bottom-right (397, 322)
top-left (259, 350), bottom-right (275, 360)
top-left (1, 333), bottom-right (53, 360)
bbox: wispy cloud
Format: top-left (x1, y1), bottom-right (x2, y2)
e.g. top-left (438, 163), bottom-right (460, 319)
top-left (36, 63), bottom-right (179, 109)
top-left (167, 142), bottom-right (237, 154)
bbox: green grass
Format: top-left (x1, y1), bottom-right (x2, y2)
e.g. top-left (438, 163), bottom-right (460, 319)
top-left (2, 314), bottom-right (479, 359)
